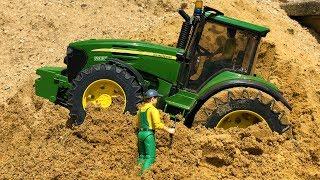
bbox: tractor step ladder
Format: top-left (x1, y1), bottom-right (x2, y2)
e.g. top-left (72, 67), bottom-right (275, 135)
top-left (164, 90), bottom-right (197, 117)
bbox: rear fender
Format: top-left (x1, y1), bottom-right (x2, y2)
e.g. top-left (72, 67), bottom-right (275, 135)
top-left (184, 79), bottom-right (292, 127)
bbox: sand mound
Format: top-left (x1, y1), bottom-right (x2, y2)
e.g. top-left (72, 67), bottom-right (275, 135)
top-left (0, 84), bottom-right (319, 179)
top-left (0, 0), bottom-right (180, 103)
top-left (1, 0), bottom-right (320, 179)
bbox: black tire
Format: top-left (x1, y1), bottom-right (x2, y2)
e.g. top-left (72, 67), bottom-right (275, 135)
top-left (195, 87), bottom-right (291, 133)
top-left (66, 63), bottom-right (142, 126)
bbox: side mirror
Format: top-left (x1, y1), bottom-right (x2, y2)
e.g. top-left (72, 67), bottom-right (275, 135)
top-left (176, 52), bottom-right (190, 62)
top-left (176, 52), bottom-right (188, 62)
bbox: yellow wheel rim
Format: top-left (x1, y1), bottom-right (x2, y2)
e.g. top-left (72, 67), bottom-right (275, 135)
top-left (217, 110), bottom-right (266, 129)
top-left (82, 79), bottom-right (126, 111)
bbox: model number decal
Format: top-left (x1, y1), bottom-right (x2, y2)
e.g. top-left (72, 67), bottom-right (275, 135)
top-left (94, 56), bottom-right (109, 61)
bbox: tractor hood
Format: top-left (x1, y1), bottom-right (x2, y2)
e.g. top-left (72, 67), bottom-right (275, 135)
top-left (69, 39), bottom-right (183, 60)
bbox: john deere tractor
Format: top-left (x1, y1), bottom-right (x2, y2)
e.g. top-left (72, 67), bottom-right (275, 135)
top-left (35, 1), bottom-right (292, 133)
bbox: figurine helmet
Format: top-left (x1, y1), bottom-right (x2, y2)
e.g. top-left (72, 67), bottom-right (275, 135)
top-left (145, 89), bottom-right (161, 99)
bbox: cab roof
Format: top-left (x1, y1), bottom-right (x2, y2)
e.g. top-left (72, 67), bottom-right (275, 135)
top-left (204, 7), bottom-right (270, 37)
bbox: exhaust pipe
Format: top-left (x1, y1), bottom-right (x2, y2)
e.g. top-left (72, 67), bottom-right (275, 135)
top-left (176, 9), bottom-right (191, 49)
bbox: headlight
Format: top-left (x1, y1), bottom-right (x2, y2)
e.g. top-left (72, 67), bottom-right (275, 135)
top-left (66, 47), bottom-right (73, 55)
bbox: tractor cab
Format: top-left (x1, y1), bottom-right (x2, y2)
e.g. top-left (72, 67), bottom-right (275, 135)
top-left (176, 4), bottom-right (270, 91)
top-left (163, 2), bottom-right (276, 122)
top-left (187, 20), bottom-right (266, 90)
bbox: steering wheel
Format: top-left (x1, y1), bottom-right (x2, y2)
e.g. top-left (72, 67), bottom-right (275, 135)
top-left (197, 45), bottom-right (217, 57)
top-left (198, 45), bottom-right (211, 56)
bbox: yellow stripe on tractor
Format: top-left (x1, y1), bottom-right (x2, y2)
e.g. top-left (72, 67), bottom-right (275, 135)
top-left (92, 48), bottom-right (177, 60)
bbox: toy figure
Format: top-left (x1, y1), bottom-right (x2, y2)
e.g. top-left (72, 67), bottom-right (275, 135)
top-left (136, 89), bottom-right (175, 173)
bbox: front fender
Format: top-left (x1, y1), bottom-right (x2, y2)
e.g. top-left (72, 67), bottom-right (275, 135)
top-left (106, 58), bottom-right (147, 92)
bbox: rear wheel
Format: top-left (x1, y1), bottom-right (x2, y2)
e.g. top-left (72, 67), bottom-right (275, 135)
top-left (195, 87), bottom-right (291, 133)
top-left (67, 63), bottom-right (142, 125)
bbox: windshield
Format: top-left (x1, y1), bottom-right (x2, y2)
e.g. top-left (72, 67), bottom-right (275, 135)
top-left (188, 22), bottom-right (260, 90)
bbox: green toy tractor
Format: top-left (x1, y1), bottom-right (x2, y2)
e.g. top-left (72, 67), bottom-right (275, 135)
top-left (35, 1), bottom-right (292, 133)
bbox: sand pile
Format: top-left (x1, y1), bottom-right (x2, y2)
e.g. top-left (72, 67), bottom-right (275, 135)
top-left (0, 85), bottom-right (139, 179)
top-left (0, 85), bottom-right (319, 179)
top-left (138, 0), bottom-right (320, 158)
top-left (1, 0), bottom-right (320, 179)
top-left (0, 0), bottom-right (181, 103)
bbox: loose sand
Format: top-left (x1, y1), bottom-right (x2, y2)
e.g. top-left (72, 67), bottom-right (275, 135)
top-left (0, 0), bottom-right (320, 179)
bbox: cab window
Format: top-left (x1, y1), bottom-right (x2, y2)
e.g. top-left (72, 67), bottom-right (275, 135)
top-left (188, 22), bottom-right (255, 89)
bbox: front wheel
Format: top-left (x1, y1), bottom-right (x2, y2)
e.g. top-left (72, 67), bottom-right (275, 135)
top-left (66, 63), bottom-right (142, 125)
top-left (195, 87), bottom-right (291, 133)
